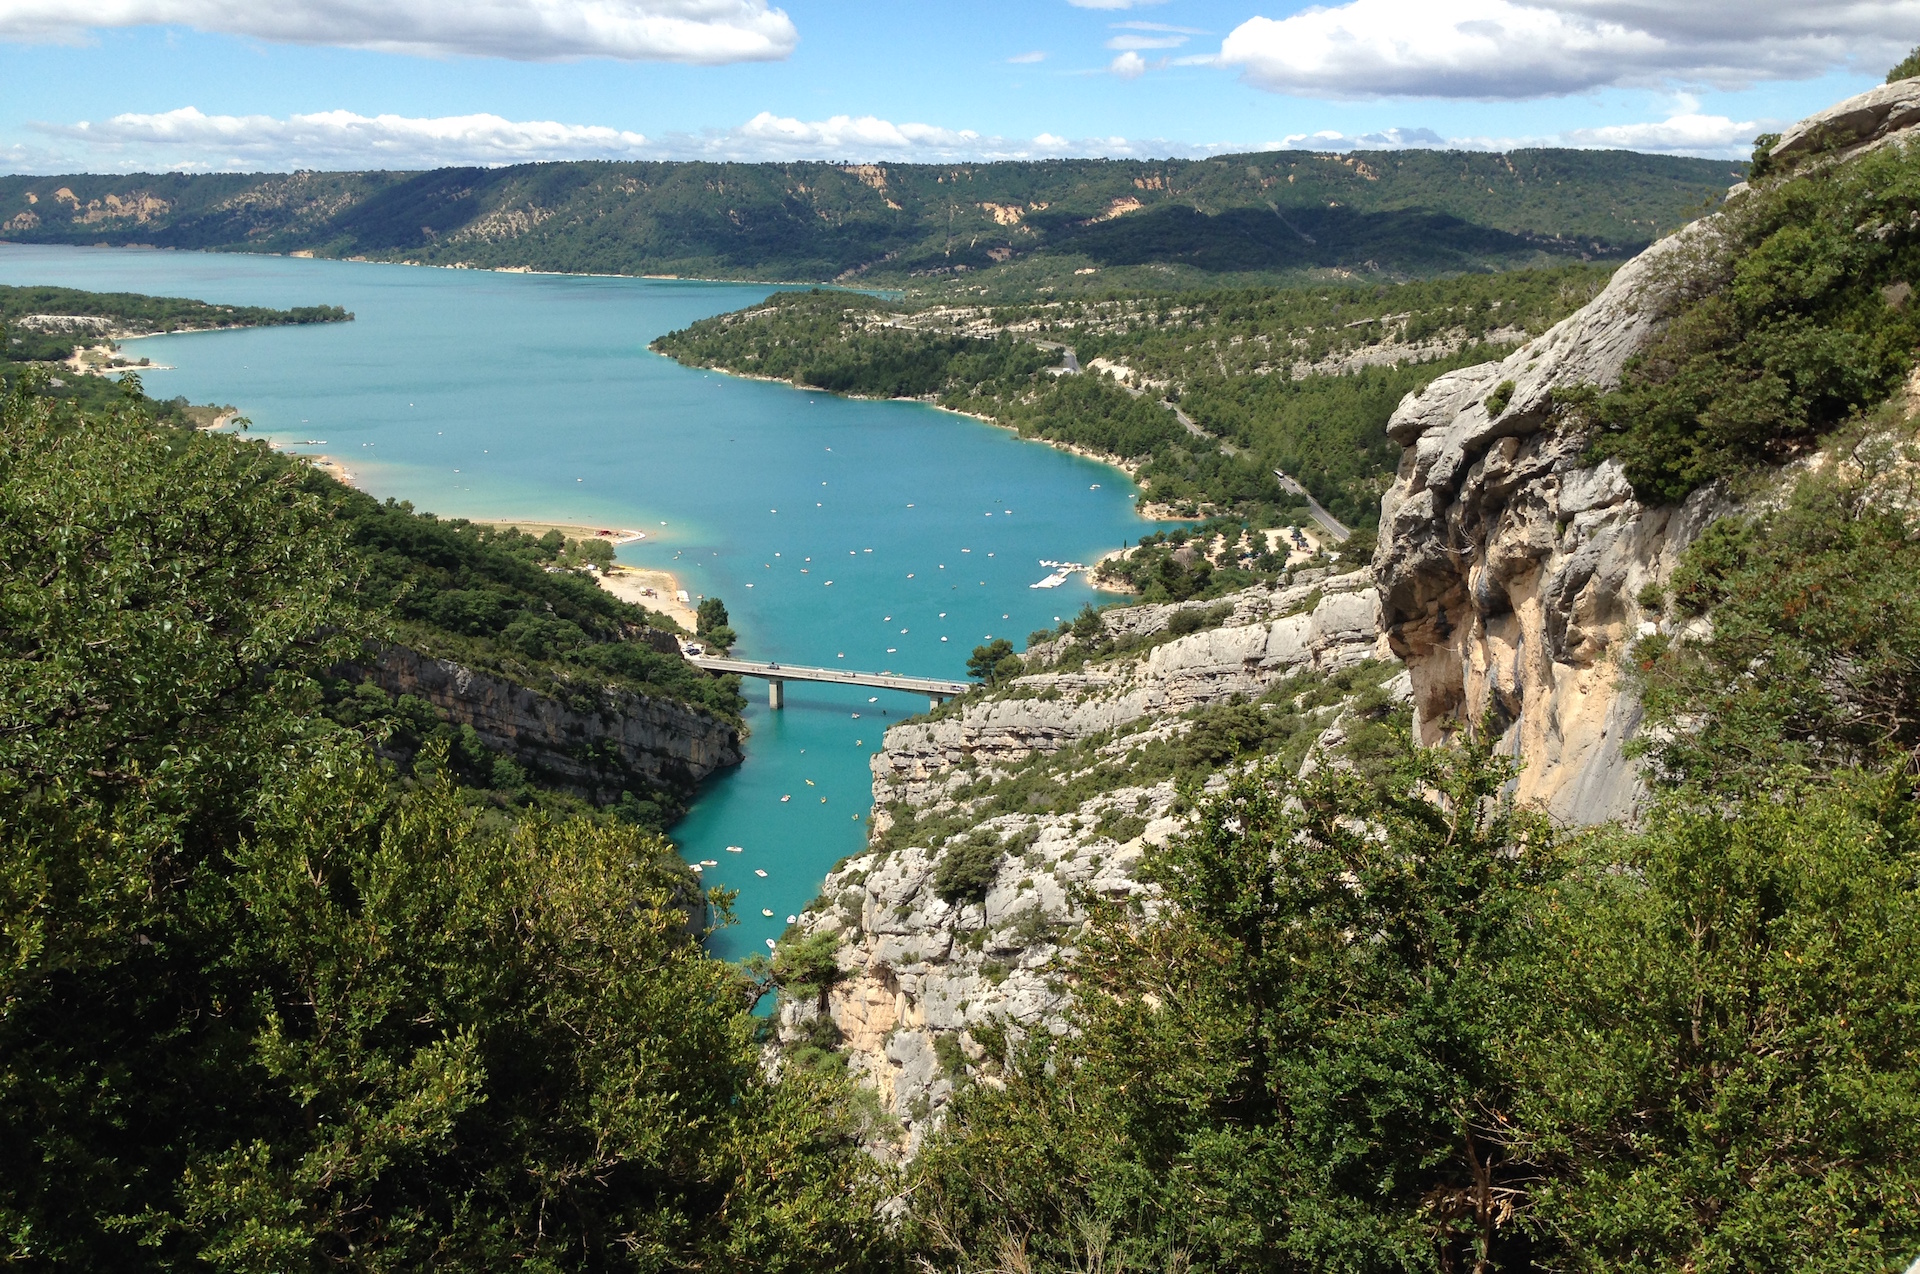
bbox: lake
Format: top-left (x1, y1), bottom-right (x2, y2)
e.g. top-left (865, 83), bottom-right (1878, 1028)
top-left (0, 244), bottom-right (1152, 959)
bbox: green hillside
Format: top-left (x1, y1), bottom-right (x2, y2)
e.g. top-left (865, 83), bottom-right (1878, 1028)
top-left (0, 149), bottom-right (1741, 292)
top-left (655, 264), bottom-right (1614, 528)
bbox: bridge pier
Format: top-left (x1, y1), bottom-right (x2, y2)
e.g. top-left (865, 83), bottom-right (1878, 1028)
top-left (929, 694), bottom-right (945, 711)
top-left (769, 678), bottom-right (785, 710)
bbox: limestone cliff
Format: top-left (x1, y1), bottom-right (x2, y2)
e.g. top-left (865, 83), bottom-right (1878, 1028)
top-left (364, 643), bottom-right (742, 803)
top-left (1370, 80), bottom-right (1920, 826)
top-left (778, 572), bottom-right (1394, 1152)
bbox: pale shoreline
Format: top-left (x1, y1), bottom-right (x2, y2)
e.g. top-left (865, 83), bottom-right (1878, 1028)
top-left (469, 521), bottom-right (699, 630)
top-left (598, 565), bottom-right (699, 631)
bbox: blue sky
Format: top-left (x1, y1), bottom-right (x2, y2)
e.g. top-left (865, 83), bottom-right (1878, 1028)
top-left (0, 0), bottom-right (1913, 171)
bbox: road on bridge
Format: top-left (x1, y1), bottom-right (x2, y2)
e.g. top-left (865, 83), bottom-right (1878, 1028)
top-left (687, 655), bottom-right (971, 710)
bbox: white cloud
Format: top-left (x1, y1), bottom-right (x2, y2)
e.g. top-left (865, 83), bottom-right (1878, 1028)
top-left (35, 106), bottom-right (653, 168)
top-left (1217, 0), bottom-right (1920, 100)
top-left (1006, 49), bottom-right (1046, 63)
top-left (0, 0), bottom-right (798, 63)
top-left (1268, 107), bottom-right (1767, 158)
top-left (15, 104), bottom-right (1244, 170)
top-left (1563, 111), bottom-right (1760, 152)
top-left (1066, 0), bottom-right (1165, 8)
top-left (1109, 50), bottom-right (1148, 78)
top-left (1112, 20), bottom-right (1205, 32)
top-left (1277, 126), bottom-right (1451, 149)
top-left (1106, 34), bottom-right (1184, 49)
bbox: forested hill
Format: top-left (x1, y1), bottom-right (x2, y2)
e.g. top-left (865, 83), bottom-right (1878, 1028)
top-left (0, 149), bottom-right (1741, 293)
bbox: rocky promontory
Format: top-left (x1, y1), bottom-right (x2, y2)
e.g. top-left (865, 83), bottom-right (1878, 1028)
top-left (778, 570), bottom-right (1397, 1152)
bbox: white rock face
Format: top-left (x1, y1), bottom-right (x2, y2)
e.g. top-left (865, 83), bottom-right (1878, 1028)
top-left (779, 573), bottom-right (1388, 1154)
top-left (1370, 191), bottom-right (1743, 825)
top-left (1771, 77), bottom-right (1920, 168)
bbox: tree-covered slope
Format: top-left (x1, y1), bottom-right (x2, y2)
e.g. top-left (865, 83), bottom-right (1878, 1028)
top-left (0, 373), bottom-right (894, 1270)
top-left (655, 264), bottom-right (1613, 527)
top-left (2, 282), bottom-right (349, 363)
top-left (0, 148), bottom-right (1741, 290)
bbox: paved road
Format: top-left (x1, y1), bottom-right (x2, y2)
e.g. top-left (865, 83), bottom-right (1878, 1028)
top-left (1273, 469), bottom-right (1352, 542)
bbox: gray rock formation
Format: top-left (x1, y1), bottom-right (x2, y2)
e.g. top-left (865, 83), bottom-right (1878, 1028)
top-left (1369, 190), bottom-right (1738, 825)
top-left (779, 573), bottom-right (1392, 1153)
top-left (1770, 76), bottom-right (1920, 169)
top-left (365, 643), bottom-right (741, 802)
top-left (1372, 79), bottom-right (1920, 826)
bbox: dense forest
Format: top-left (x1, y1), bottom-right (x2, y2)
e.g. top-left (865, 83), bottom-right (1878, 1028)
top-left (9, 74), bottom-right (1920, 1271)
top-left (5, 361), bottom-right (1915, 1269)
top-left (0, 337), bottom-right (740, 829)
top-left (655, 265), bottom-right (1613, 527)
top-left (1, 283), bottom-right (349, 362)
top-left (0, 148), bottom-right (1739, 294)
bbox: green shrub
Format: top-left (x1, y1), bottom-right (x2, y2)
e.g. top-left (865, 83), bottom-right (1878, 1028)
top-left (934, 831), bottom-right (1005, 905)
top-left (1588, 143), bottom-right (1920, 502)
top-left (1482, 378), bottom-right (1516, 417)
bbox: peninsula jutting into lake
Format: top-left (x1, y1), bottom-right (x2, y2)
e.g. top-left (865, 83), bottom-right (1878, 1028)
top-left (6, 28), bottom-right (1920, 1272)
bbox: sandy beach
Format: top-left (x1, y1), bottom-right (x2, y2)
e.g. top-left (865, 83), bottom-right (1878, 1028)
top-left (598, 565), bottom-right (698, 630)
top-left (478, 519), bottom-right (647, 546)
top-left (467, 521), bottom-right (697, 629)
top-left (309, 455), bottom-right (356, 484)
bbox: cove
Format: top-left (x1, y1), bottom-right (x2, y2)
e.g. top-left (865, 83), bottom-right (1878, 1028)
top-left (0, 244), bottom-right (1152, 959)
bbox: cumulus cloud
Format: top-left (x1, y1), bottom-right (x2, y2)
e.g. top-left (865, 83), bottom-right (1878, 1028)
top-left (0, 0), bottom-right (798, 63)
top-left (1109, 50), bottom-right (1148, 78)
top-left (35, 107), bottom-right (653, 168)
top-left (1563, 110), bottom-right (1761, 152)
top-left (1278, 126), bottom-right (1451, 150)
top-left (15, 104), bottom-right (1243, 170)
top-left (1269, 107), bottom-right (1766, 158)
top-left (1217, 0), bottom-right (1920, 100)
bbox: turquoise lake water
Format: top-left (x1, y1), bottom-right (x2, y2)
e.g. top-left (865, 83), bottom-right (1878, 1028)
top-left (0, 244), bottom-right (1151, 959)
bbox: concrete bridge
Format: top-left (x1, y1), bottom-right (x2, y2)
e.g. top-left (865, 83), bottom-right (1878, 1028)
top-left (688, 655), bottom-right (971, 710)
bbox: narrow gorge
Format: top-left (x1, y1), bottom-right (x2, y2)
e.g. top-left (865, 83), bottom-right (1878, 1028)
top-left (776, 78), bottom-right (1920, 1151)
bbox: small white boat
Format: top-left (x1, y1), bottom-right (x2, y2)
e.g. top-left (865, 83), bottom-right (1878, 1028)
top-left (726, 845), bottom-right (743, 853)
top-left (754, 869), bottom-right (768, 878)
top-left (765, 938), bottom-right (776, 949)
top-left (761, 908), bottom-right (774, 917)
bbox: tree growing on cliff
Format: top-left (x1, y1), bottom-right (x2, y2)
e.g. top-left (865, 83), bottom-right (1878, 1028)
top-left (967, 639), bottom-right (1022, 685)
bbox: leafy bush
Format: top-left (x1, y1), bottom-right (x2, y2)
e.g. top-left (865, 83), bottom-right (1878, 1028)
top-left (1630, 452), bottom-right (1920, 787)
top-left (1588, 142), bottom-right (1920, 501)
top-left (934, 831), bottom-right (1005, 906)
top-left (1482, 378), bottom-right (1516, 417)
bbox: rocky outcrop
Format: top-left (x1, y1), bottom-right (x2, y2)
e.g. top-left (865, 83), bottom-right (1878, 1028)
top-left (875, 571), bottom-right (1381, 799)
top-left (1771, 76), bottom-right (1920, 169)
top-left (1372, 79), bottom-right (1920, 826)
top-left (366, 643), bottom-right (741, 802)
top-left (1369, 190), bottom-right (1736, 824)
top-left (780, 572), bottom-right (1394, 1153)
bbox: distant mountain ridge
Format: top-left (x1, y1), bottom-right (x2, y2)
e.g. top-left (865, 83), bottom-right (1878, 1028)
top-left (0, 149), bottom-right (1743, 290)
